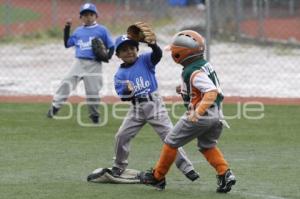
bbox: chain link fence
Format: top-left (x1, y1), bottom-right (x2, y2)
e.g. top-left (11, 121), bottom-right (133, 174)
top-left (0, 0), bottom-right (299, 98)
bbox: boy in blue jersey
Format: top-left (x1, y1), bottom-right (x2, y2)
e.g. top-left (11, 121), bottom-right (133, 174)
top-left (47, 3), bottom-right (114, 124)
top-left (105, 34), bottom-right (199, 181)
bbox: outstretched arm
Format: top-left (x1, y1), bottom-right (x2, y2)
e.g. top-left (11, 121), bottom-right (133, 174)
top-left (188, 71), bottom-right (218, 122)
top-left (149, 43), bottom-right (162, 65)
top-left (63, 20), bottom-right (72, 48)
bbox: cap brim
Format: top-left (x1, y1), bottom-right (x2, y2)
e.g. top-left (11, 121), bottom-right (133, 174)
top-left (80, 10), bottom-right (98, 15)
top-left (116, 40), bottom-right (139, 51)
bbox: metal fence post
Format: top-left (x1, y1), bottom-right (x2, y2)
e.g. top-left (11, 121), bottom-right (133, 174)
top-left (205, 0), bottom-right (211, 61)
top-left (253, 0), bottom-right (258, 16)
top-left (258, 0), bottom-right (265, 41)
top-left (264, 0), bottom-right (269, 17)
top-left (289, 0), bottom-right (295, 16)
top-left (236, 0), bottom-right (242, 40)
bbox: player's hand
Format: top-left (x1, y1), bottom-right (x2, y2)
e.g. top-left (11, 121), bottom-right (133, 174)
top-left (65, 18), bottom-right (72, 27)
top-left (187, 110), bottom-right (198, 123)
top-left (175, 85), bottom-right (181, 94)
top-left (126, 80), bottom-right (134, 92)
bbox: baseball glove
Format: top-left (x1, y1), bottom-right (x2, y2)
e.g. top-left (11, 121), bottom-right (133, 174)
top-left (91, 38), bottom-right (109, 63)
top-left (127, 22), bottom-right (156, 44)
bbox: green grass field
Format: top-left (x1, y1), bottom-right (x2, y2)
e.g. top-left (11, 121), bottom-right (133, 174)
top-left (0, 103), bottom-right (299, 199)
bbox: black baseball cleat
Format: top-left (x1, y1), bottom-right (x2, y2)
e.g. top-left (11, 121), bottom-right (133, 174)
top-left (89, 115), bottom-right (100, 124)
top-left (110, 166), bottom-right (124, 177)
top-left (139, 169), bottom-right (166, 190)
top-left (47, 106), bottom-right (59, 118)
top-left (185, 170), bottom-right (200, 181)
top-left (216, 169), bottom-right (236, 193)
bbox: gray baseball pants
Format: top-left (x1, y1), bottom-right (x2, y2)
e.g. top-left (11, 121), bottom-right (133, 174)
top-left (113, 92), bottom-right (195, 175)
top-left (165, 106), bottom-right (223, 151)
top-left (52, 59), bottom-right (102, 117)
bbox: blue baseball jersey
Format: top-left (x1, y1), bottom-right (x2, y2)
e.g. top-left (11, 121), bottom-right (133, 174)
top-left (114, 53), bottom-right (158, 97)
top-left (67, 23), bottom-right (114, 59)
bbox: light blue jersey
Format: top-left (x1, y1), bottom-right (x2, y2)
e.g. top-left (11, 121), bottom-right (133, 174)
top-left (114, 53), bottom-right (158, 97)
top-left (67, 23), bottom-right (114, 59)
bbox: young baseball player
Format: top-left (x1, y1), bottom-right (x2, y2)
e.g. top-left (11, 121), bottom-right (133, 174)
top-left (106, 32), bottom-right (199, 182)
top-left (140, 30), bottom-right (236, 193)
top-left (47, 3), bottom-right (114, 124)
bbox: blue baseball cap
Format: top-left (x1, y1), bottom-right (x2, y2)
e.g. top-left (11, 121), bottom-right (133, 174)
top-left (80, 3), bottom-right (98, 16)
top-left (115, 35), bottom-right (139, 53)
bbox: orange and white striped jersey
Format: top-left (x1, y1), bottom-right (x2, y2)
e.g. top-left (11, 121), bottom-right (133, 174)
top-left (180, 59), bottom-right (224, 109)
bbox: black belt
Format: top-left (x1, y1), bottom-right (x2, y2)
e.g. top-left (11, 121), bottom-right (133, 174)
top-left (131, 94), bottom-right (153, 105)
top-left (78, 57), bottom-right (94, 61)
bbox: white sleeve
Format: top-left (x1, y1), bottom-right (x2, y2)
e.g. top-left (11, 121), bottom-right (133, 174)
top-left (192, 72), bottom-right (217, 93)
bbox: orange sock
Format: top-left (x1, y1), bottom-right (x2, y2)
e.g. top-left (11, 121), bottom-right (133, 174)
top-left (201, 147), bottom-right (229, 175)
top-left (153, 144), bottom-right (178, 180)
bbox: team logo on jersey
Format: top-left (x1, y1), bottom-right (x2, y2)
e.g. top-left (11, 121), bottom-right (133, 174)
top-left (133, 76), bottom-right (150, 94)
top-left (77, 37), bottom-right (94, 50)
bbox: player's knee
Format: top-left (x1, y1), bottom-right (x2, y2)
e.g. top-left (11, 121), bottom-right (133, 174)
top-left (164, 139), bottom-right (180, 149)
top-left (199, 146), bottom-right (215, 153)
top-left (115, 132), bottom-right (132, 141)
